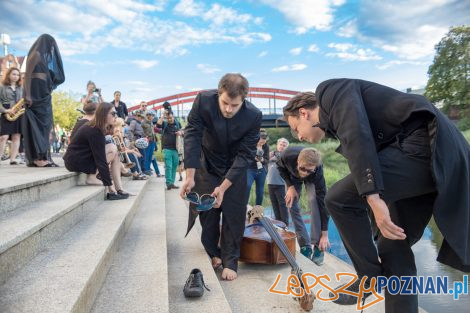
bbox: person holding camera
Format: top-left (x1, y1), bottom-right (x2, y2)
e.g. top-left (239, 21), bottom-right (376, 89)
top-left (246, 129), bottom-right (269, 205)
top-left (81, 81), bottom-right (103, 105)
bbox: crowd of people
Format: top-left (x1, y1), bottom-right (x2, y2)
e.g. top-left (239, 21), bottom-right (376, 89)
top-left (1, 34), bottom-right (469, 313)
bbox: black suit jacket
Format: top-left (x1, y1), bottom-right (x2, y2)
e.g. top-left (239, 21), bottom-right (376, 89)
top-left (316, 78), bottom-right (470, 270)
top-left (276, 146), bottom-right (328, 231)
top-left (184, 90), bottom-right (262, 183)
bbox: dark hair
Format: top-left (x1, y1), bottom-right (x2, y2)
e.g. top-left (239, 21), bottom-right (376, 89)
top-left (87, 80), bottom-right (95, 88)
top-left (88, 102), bottom-right (113, 134)
top-left (218, 73), bottom-right (249, 100)
top-left (2, 67), bottom-right (22, 87)
top-left (83, 101), bottom-right (97, 114)
top-left (114, 90), bottom-right (121, 96)
top-left (283, 92), bottom-right (317, 118)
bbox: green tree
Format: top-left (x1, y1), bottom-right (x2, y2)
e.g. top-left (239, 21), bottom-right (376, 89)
top-left (425, 26), bottom-right (470, 113)
top-left (52, 91), bottom-right (82, 130)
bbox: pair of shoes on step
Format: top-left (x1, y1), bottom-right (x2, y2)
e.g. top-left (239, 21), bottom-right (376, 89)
top-left (183, 268), bottom-right (210, 298)
top-left (106, 191), bottom-right (129, 200)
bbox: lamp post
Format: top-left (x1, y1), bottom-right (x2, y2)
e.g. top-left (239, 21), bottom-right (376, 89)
top-left (1, 33), bottom-right (11, 56)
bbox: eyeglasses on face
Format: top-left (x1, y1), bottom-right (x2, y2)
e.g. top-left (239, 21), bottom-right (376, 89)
top-left (183, 192), bottom-right (217, 212)
top-left (298, 166), bottom-right (316, 175)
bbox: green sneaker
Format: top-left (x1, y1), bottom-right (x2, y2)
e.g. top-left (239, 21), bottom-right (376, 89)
top-left (311, 246), bottom-right (324, 266)
top-left (300, 246), bottom-right (312, 258)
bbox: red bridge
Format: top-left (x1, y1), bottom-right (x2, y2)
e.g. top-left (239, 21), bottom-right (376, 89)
top-left (128, 87), bottom-right (300, 128)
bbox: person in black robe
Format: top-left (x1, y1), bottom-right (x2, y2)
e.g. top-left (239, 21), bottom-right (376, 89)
top-left (181, 73), bottom-right (262, 281)
top-left (22, 34), bottom-right (65, 167)
top-left (283, 79), bottom-right (470, 312)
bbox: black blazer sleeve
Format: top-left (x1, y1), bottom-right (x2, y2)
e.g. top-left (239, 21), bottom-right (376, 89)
top-left (89, 130), bottom-right (112, 186)
top-left (225, 111), bottom-right (262, 182)
top-left (123, 102), bottom-right (128, 117)
top-left (184, 93), bottom-right (205, 169)
top-left (317, 79), bottom-right (384, 196)
top-left (311, 165), bottom-right (329, 231)
top-left (276, 155), bottom-right (302, 188)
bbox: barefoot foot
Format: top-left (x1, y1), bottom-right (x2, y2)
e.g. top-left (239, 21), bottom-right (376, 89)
top-left (221, 268), bottom-right (237, 281)
top-left (211, 257), bottom-right (222, 269)
top-left (86, 174), bottom-right (102, 185)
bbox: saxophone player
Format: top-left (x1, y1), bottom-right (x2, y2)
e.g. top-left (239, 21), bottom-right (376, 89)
top-left (0, 67), bottom-right (23, 165)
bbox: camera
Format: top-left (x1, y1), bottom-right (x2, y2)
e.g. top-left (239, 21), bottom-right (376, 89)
top-left (94, 88), bottom-right (101, 93)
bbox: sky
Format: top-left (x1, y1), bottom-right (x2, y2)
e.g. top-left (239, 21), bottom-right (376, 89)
top-left (1, 0), bottom-right (469, 109)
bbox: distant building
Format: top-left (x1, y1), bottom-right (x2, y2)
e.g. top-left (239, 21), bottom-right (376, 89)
top-left (405, 87), bottom-right (425, 96)
top-left (0, 54), bottom-right (26, 80)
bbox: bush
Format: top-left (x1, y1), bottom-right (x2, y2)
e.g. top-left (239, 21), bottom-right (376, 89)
top-left (458, 117), bottom-right (470, 131)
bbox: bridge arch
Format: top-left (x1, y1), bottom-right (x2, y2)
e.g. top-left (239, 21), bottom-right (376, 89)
top-left (128, 87), bottom-right (300, 128)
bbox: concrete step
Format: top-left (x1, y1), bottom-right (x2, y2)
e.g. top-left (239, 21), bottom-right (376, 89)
top-left (0, 179), bottom-right (148, 313)
top-left (0, 166), bottom-right (79, 214)
top-left (90, 178), bottom-right (169, 313)
top-left (0, 185), bottom-right (105, 285)
top-left (165, 188), bottom-right (232, 313)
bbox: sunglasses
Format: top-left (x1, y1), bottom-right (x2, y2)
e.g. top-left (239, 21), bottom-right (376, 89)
top-left (298, 166), bottom-right (316, 175)
top-left (183, 192), bottom-right (217, 211)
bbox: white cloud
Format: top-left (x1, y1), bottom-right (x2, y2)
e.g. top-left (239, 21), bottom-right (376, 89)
top-left (175, 85), bottom-right (184, 90)
top-left (131, 60), bottom-right (159, 69)
top-left (289, 47), bottom-right (302, 56)
top-left (326, 43), bottom-right (382, 61)
top-left (272, 64), bottom-right (307, 72)
top-left (258, 51), bottom-right (268, 57)
top-left (260, 0), bottom-right (346, 33)
top-left (336, 0), bottom-right (470, 60)
top-left (173, 0), bottom-right (204, 16)
top-left (197, 63), bottom-right (221, 74)
top-left (376, 60), bottom-right (426, 70)
top-left (307, 44), bottom-right (319, 53)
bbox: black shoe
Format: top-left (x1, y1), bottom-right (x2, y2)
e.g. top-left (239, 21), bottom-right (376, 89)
top-left (183, 268), bottom-right (210, 298)
top-left (179, 176), bottom-right (183, 181)
top-left (106, 192), bottom-right (129, 200)
top-left (117, 190), bottom-right (130, 196)
top-left (330, 278), bottom-right (372, 305)
top-left (167, 185), bottom-right (172, 190)
top-left (171, 184), bottom-right (179, 189)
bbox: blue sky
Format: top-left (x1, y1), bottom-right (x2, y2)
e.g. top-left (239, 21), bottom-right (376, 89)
top-left (1, 0), bottom-right (469, 109)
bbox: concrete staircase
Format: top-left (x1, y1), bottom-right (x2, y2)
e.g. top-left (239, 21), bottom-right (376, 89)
top-left (1, 166), bottom-right (423, 312)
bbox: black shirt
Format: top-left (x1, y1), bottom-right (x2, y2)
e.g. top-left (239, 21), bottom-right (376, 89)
top-left (63, 125), bottom-right (112, 186)
top-left (112, 100), bottom-right (128, 119)
top-left (159, 121), bottom-right (179, 150)
top-left (277, 146), bottom-right (328, 231)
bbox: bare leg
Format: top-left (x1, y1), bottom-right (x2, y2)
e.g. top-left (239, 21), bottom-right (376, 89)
top-left (10, 133), bottom-right (21, 162)
top-left (86, 173), bottom-right (102, 185)
top-left (0, 135), bottom-right (8, 161)
top-left (106, 144), bottom-right (124, 191)
top-left (221, 268), bottom-right (237, 281)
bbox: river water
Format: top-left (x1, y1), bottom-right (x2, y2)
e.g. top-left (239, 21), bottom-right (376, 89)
top-left (264, 207), bottom-right (469, 312)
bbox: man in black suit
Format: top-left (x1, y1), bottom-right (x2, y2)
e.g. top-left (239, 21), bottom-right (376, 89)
top-left (283, 79), bottom-right (470, 312)
top-left (276, 146), bottom-right (330, 266)
top-left (181, 73), bottom-right (262, 281)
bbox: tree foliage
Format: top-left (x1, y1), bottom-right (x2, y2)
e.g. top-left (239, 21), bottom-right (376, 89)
top-left (52, 91), bottom-right (82, 130)
top-left (425, 26), bottom-right (470, 111)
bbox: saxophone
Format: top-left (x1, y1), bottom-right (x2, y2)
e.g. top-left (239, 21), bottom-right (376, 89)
top-left (112, 134), bottom-right (136, 169)
top-left (5, 98), bottom-right (25, 122)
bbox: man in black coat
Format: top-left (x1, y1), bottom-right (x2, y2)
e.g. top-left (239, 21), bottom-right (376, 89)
top-left (283, 79), bottom-right (470, 312)
top-left (181, 73), bottom-right (262, 281)
top-left (276, 146), bottom-right (330, 266)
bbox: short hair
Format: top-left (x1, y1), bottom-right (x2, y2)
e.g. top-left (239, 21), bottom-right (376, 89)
top-left (83, 101), bottom-right (97, 114)
top-left (277, 137), bottom-right (289, 145)
top-left (283, 92), bottom-right (317, 118)
top-left (2, 67), bottom-right (21, 87)
top-left (114, 91), bottom-right (121, 96)
top-left (298, 147), bottom-right (321, 166)
top-left (87, 80), bottom-right (95, 88)
top-left (218, 73), bottom-right (249, 100)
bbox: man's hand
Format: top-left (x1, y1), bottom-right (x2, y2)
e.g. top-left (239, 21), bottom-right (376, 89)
top-left (284, 186), bottom-right (298, 209)
top-left (211, 186), bottom-right (225, 208)
top-left (318, 231), bottom-right (330, 252)
top-left (180, 177), bottom-right (195, 198)
top-left (367, 194), bottom-right (406, 240)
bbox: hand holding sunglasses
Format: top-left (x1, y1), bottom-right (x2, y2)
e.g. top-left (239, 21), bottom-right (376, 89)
top-left (183, 192), bottom-right (217, 212)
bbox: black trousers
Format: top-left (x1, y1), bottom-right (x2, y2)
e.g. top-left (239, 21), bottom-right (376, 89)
top-left (325, 129), bottom-right (436, 313)
top-left (194, 166), bottom-right (247, 272)
top-left (268, 184), bottom-right (289, 225)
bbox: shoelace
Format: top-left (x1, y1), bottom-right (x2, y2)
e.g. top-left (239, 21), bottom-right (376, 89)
top-left (187, 273), bottom-right (211, 291)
